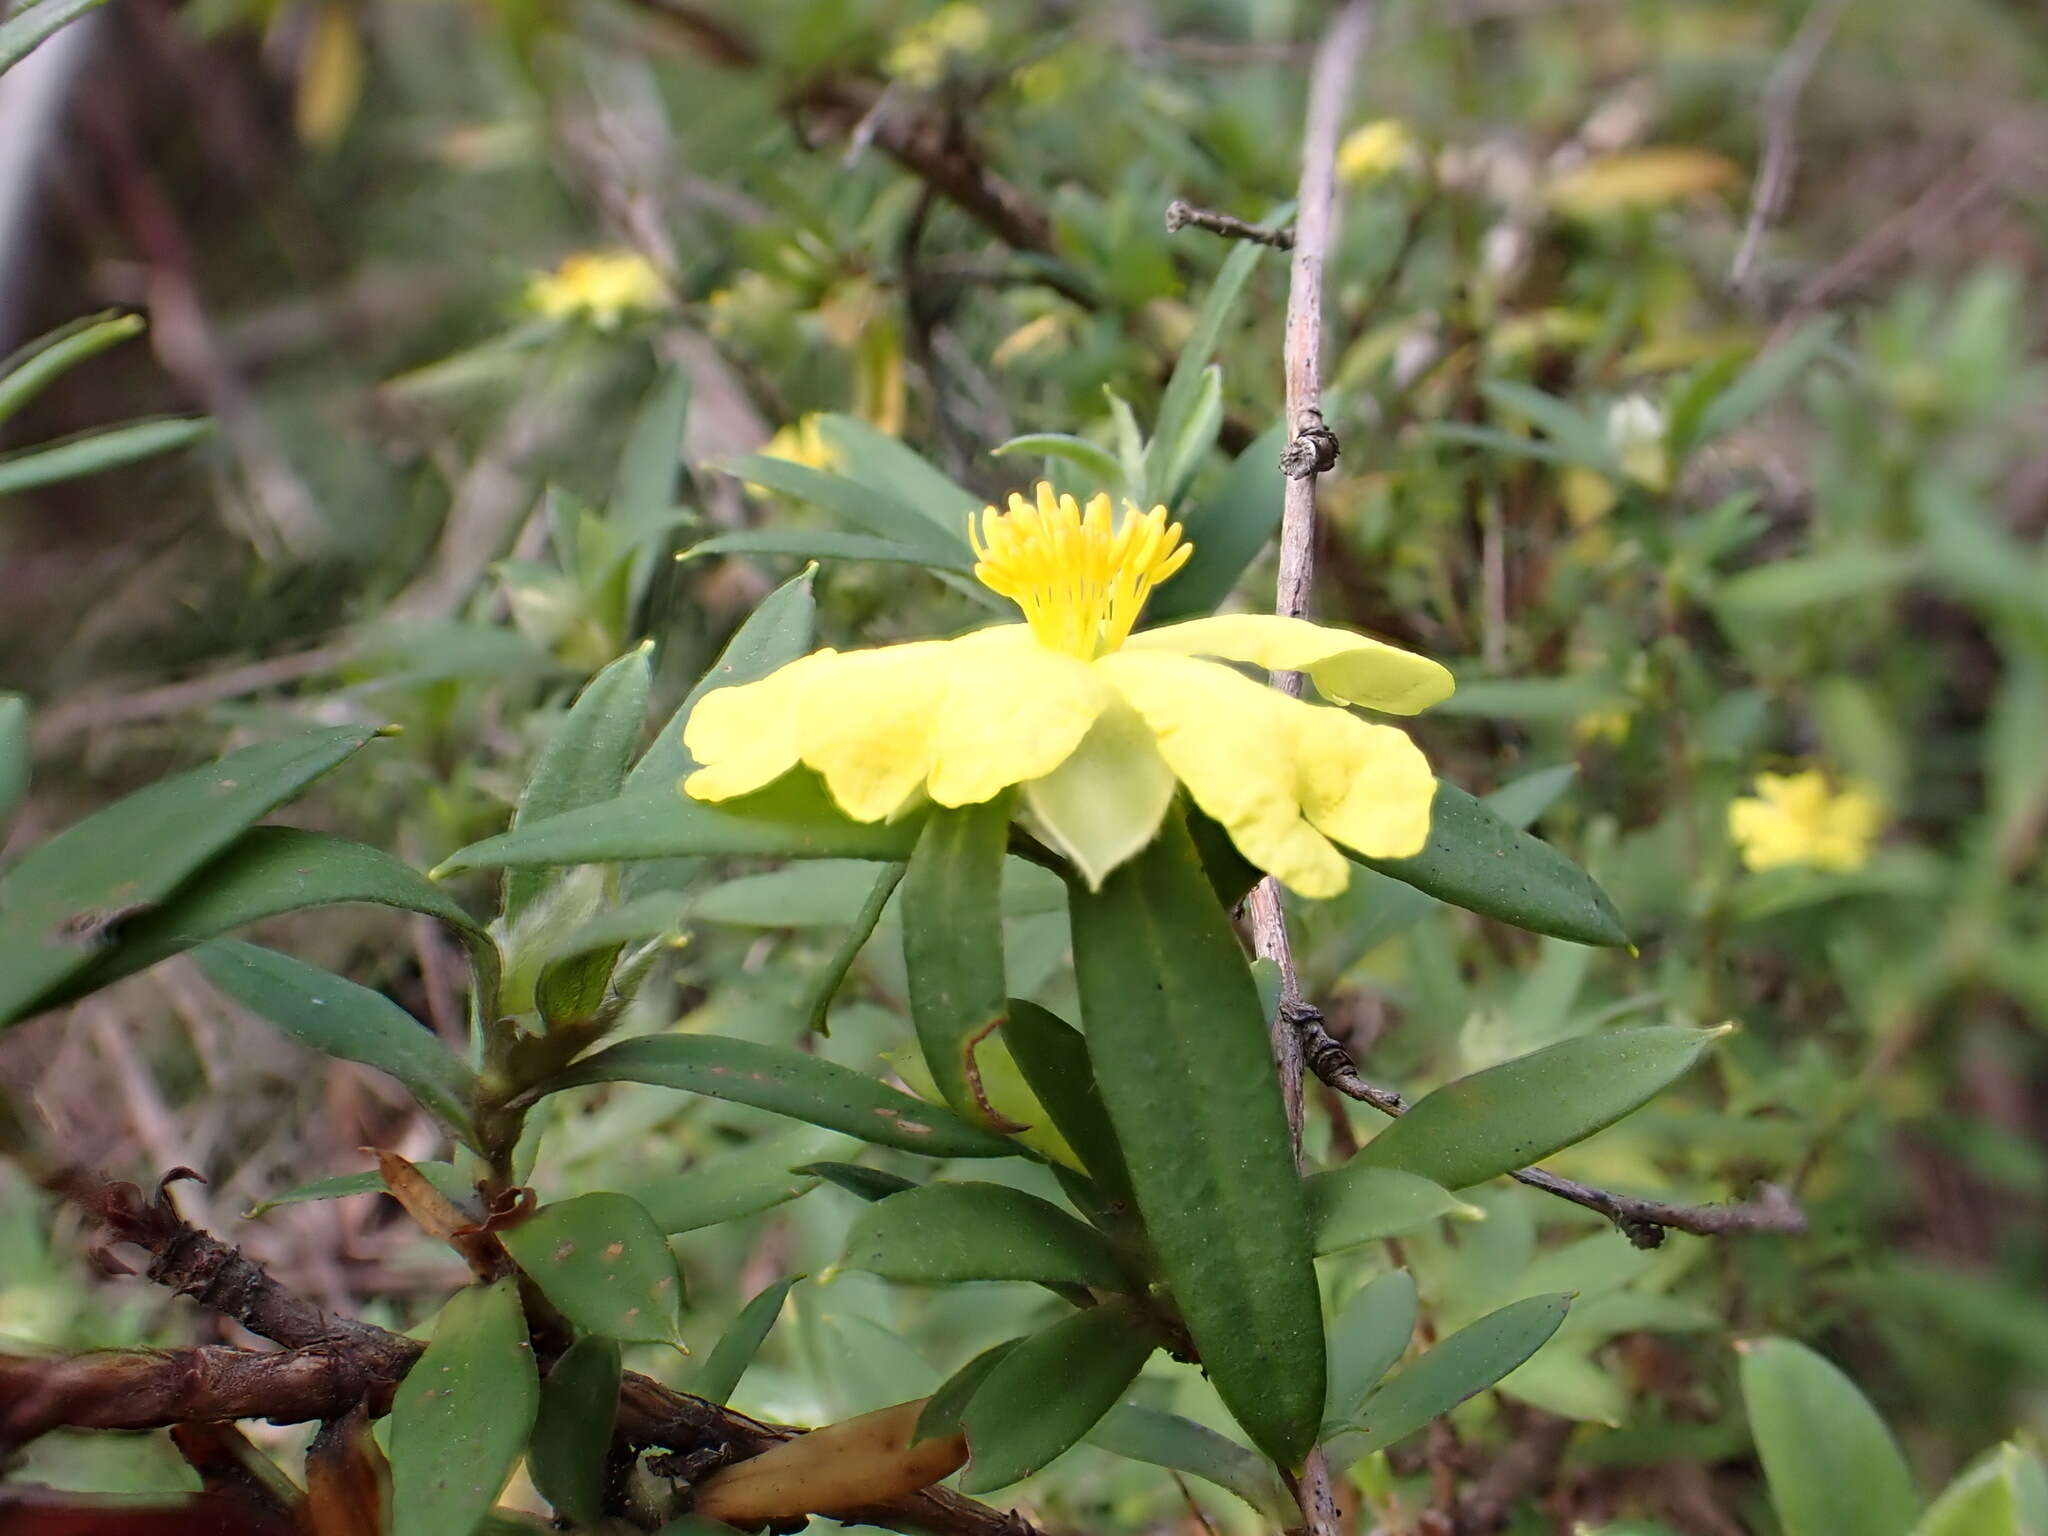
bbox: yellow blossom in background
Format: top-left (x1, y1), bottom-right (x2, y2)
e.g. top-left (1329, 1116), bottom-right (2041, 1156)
top-left (1574, 706), bottom-right (1633, 747)
top-left (885, 3), bottom-right (991, 87)
top-left (1729, 771), bottom-right (1884, 873)
top-left (1337, 119), bottom-right (1418, 187)
top-left (758, 417), bottom-right (841, 475)
top-left (526, 251), bottom-right (670, 330)
top-left (1547, 147), bottom-right (1741, 217)
top-left (683, 483), bottom-right (1455, 897)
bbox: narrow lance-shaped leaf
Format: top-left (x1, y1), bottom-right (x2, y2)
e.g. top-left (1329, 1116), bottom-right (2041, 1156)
top-left (0, 0), bottom-right (114, 77)
top-left (1143, 240), bottom-right (1264, 507)
top-left (531, 1033), bottom-right (1016, 1159)
top-left (917, 1340), bottom-right (1020, 1443)
top-left (388, 1278), bottom-right (538, 1536)
top-left (1000, 999), bottom-right (1138, 1216)
top-left (721, 455), bottom-right (967, 560)
top-left (1151, 422), bottom-right (1288, 620)
top-left (686, 528), bottom-right (971, 572)
top-left (1911, 1443), bottom-right (2048, 1536)
top-left (1739, 1337), bottom-right (1917, 1536)
top-left (843, 1182), bottom-right (1127, 1290)
top-left (527, 1335), bottom-right (621, 1527)
top-left (993, 434), bottom-right (1128, 498)
top-left (1325, 1270), bottom-right (1419, 1426)
top-left (901, 798), bottom-right (1012, 1126)
top-left (694, 1275), bottom-right (801, 1406)
top-left (1308, 1165), bottom-right (1479, 1255)
top-left (958, 1301), bottom-right (1157, 1494)
top-left (500, 1192), bottom-right (686, 1348)
top-left (504, 643), bottom-right (653, 923)
top-left (42, 827), bottom-right (495, 1014)
top-left (437, 773), bottom-right (924, 875)
top-left (196, 941), bottom-right (478, 1142)
top-left (0, 724), bottom-right (377, 1029)
top-left (0, 416), bottom-right (213, 495)
top-left (0, 312), bottom-right (144, 427)
top-left (1324, 1293), bottom-right (1572, 1467)
top-left (0, 694), bottom-right (26, 830)
top-left (1086, 1405), bottom-right (1297, 1526)
top-left (245, 1160), bottom-right (469, 1219)
top-left (612, 365), bottom-right (691, 540)
top-left (1070, 810), bottom-right (1325, 1468)
top-left (1355, 1024), bottom-right (1731, 1191)
top-left (812, 413), bottom-right (979, 538)
top-left (1352, 781), bottom-right (1627, 947)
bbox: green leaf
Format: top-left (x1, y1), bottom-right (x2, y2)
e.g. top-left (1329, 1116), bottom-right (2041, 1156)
top-left (993, 434), bottom-right (1128, 498)
top-left (812, 414), bottom-right (979, 537)
top-left (628, 566), bottom-right (815, 797)
top-left (626, 1131), bottom-right (831, 1234)
top-left (436, 776), bottom-right (923, 875)
top-left (0, 724), bottom-right (376, 1030)
top-left (244, 1161), bottom-right (469, 1218)
top-left (528, 1335), bottom-right (621, 1527)
top-left (694, 1276), bottom-right (800, 1406)
top-left (500, 1192), bottom-right (686, 1348)
top-left (1000, 1000), bottom-right (1137, 1214)
top-left (1151, 421), bottom-right (1288, 620)
top-left (902, 799), bottom-right (1011, 1125)
top-left (1357, 1024), bottom-right (1728, 1190)
top-left (0, 416), bottom-right (212, 495)
top-left (1353, 781), bottom-right (1626, 947)
top-left (1480, 380), bottom-right (1618, 472)
top-left (724, 455), bottom-right (966, 559)
top-left (1425, 421), bottom-right (1586, 468)
top-left (0, 694), bottom-right (26, 830)
top-left (1144, 241), bottom-right (1264, 507)
top-left (1021, 700), bottom-right (1176, 889)
top-left (389, 1278), bottom-right (538, 1536)
top-left (685, 528), bottom-right (972, 571)
top-left (1087, 1404), bottom-right (1297, 1525)
top-left (0, 312), bottom-right (144, 427)
top-left (533, 1033), bottom-right (1016, 1159)
top-left (797, 1161), bottom-right (919, 1202)
top-left (802, 861), bottom-right (906, 1035)
top-left (40, 827), bottom-right (494, 1015)
top-left (843, 1181), bottom-right (1127, 1289)
top-left (1325, 1270), bottom-right (1418, 1425)
top-left (917, 1339), bottom-right (1021, 1443)
top-left (1325, 1293), bottom-right (1571, 1465)
top-left (195, 941), bottom-right (478, 1141)
top-left (1716, 546), bottom-right (1920, 614)
top-left (612, 366), bottom-right (691, 541)
top-left (0, 0), bottom-right (114, 77)
top-left (1308, 1166), bottom-right (1479, 1255)
top-left (504, 645), bottom-right (654, 923)
top-left (1694, 319), bottom-right (1837, 447)
top-left (958, 1300), bottom-right (1157, 1493)
top-left (1740, 1337), bottom-right (1918, 1536)
top-left (1070, 811), bottom-right (1324, 1467)
top-left (1912, 1444), bottom-right (2048, 1536)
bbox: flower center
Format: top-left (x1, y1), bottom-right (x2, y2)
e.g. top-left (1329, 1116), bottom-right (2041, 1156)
top-left (970, 483), bottom-right (1192, 658)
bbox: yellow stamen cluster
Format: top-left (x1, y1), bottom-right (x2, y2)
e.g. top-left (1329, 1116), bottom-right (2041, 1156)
top-left (970, 484), bottom-right (1192, 659)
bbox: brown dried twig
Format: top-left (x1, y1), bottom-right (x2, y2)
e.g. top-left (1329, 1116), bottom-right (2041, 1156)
top-left (15, 1167), bottom-right (1039, 1536)
top-left (1290, 1002), bottom-right (1809, 1248)
top-left (1164, 199), bottom-right (1295, 249)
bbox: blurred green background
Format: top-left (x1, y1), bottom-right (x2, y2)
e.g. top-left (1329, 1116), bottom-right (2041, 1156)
top-left (1, 0), bottom-right (2043, 1530)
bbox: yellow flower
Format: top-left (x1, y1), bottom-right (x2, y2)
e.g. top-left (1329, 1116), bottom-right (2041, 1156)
top-left (1729, 771), bottom-right (1883, 873)
top-left (683, 484), bottom-right (1454, 897)
top-left (759, 417), bottom-right (841, 475)
top-left (1337, 119), bottom-right (1418, 187)
top-left (885, 3), bottom-right (991, 87)
top-left (526, 251), bottom-right (670, 330)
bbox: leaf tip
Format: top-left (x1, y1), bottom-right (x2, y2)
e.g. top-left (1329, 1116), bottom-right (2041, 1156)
top-left (374, 722), bottom-right (406, 739)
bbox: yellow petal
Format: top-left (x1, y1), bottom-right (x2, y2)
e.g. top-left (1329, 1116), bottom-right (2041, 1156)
top-left (798, 644), bottom-right (953, 821)
top-left (1127, 614), bottom-right (1454, 715)
top-left (1289, 706), bottom-right (1437, 860)
top-left (1097, 651), bottom-right (1351, 898)
top-left (682, 650), bottom-right (838, 802)
top-left (927, 628), bottom-right (1109, 806)
top-left (1021, 697), bottom-right (1175, 890)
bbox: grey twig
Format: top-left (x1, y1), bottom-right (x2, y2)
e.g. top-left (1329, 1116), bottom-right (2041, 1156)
top-left (1243, 9), bottom-right (1377, 1536)
top-left (1164, 198), bottom-right (1295, 249)
top-left (1291, 1003), bottom-right (1809, 1248)
top-left (1730, 0), bottom-right (1852, 293)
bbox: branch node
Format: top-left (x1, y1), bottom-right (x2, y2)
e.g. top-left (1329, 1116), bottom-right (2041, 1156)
top-left (1279, 409), bottom-right (1339, 479)
top-left (1163, 198), bottom-right (1296, 249)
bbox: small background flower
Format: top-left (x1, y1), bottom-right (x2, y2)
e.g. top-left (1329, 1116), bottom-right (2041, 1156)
top-left (525, 250), bottom-right (670, 330)
top-left (1729, 770), bottom-right (1884, 872)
